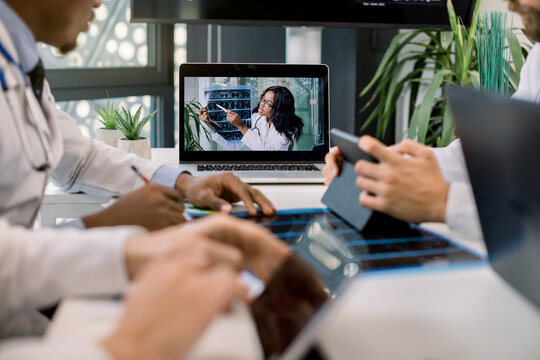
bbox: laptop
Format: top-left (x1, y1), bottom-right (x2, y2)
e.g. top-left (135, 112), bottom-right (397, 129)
top-left (179, 63), bottom-right (330, 183)
top-left (448, 86), bottom-right (540, 311)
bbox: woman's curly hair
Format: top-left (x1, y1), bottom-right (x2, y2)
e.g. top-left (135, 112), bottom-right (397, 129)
top-left (254, 86), bottom-right (304, 149)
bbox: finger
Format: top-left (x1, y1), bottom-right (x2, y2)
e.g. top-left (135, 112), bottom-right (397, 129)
top-left (200, 265), bottom-right (249, 310)
top-left (324, 177), bottom-right (332, 186)
top-left (167, 245), bottom-right (216, 272)
top-left (359, 190), bottom-right (385, 213)
top-left (358, 135), bottom-right (400, 164)
top-left (249, 188), bottom-right (276, 216)
top-left (394, 139), bottom-right (431, 158)
top-left (201, 239), bottom-right (243, 270)
top-left (196, 188), bottom-right (233, 213)
top-left (191, 215), bottom-right (289, 281)
top-left (355, 175), bottom-right (385, 195)
top-left (163, 196), bottom-right (185, 213)
top-left (226, 179), bottom-right (258, 215)
top-left (324, 151), bottom-right (340, 178)
top-left (354, 159), bottom-right (385, 180)
top-left (162, 209), bottom-right (186, 226)
top-left (331, 146), bottom-right (344, 164)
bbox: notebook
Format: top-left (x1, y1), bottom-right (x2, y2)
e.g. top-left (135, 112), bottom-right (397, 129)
top-left (448, 86), bottom-right (540, 311)
top-left (179, 63), bottom-right (330, 183)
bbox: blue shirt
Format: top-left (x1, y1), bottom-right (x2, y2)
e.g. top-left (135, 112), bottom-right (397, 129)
top-left (0, 0), bottom-right (39, 72)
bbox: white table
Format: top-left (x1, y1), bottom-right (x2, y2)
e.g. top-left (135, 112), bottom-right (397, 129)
top-left (44, 149), bottom-right (540, 359)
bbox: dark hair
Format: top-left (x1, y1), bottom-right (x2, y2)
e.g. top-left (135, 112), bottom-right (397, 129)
top-left (253, 86), bottom-right (304, 148)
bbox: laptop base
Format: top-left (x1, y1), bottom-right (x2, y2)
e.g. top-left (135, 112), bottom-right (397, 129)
top-left (180, 164), bottom-right (325, 184)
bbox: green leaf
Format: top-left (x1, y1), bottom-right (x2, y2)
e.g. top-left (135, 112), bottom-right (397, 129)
top-left (115, 106), bottom-right (157, 140)
top-left (441, 31), bottom-right (454, 49)
top-left (359, 30), bottom-right (427, 97)
top-left (468, 70), bottom-right (480, 89)
top-left (440, 103), bottom-right (455, 147)
top-left (509, 30), bottom-right (524, 85)
top-left (408, 69), bottom-right (452, 143)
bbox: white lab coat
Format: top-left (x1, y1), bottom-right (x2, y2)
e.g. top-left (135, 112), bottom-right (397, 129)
top-left (211, 113), bottom-right (291, 150)
top-left (432, 42), bottom-right (540, 238)
top-left (0, 16), bottom-right (160, 360)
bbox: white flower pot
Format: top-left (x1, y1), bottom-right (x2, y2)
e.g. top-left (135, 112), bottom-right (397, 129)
top-left (117, 137), bottom-right (152, 160)
top-left (95, 128), bottom-right (122, 148)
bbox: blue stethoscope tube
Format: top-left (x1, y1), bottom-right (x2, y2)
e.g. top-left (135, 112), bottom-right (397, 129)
top-left (0, 40), bottom-right (52, 172)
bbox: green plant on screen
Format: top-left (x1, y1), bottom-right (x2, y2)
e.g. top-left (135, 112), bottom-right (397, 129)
top-left (184, 97), bottom-right (212, 151)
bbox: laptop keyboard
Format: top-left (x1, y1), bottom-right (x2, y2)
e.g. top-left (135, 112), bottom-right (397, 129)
top-left (197, 164), bottom-right (320, 171)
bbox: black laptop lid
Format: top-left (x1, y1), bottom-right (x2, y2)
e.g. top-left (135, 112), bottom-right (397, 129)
top-left (448, 86), bottom-right (540, 310)
top-left (179, 63), bottom-right (329, 163)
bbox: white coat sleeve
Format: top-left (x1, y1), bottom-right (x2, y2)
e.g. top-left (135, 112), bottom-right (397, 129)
top-left (0, 219), bottom-right (144, 322)
top-left (43, 83), bottom-right (163, 197)
top-left (431, 139), bottom-right (469, 183)
top-left (444, 182), bottom-right (483, 239)
top-left (211, 131), bottom-right (244, 150)
top-left (0, 340), bottom-right (113, 360)
top-left (430, 141), bottom-right (482, 238)
top-left (241, 129), bottom-right (290, 151)
top-left (512, 43), bottom-right (540, 102)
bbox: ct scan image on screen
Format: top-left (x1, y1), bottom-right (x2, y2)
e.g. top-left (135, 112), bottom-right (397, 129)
top-left (183, 76), bottom-right (325, 152)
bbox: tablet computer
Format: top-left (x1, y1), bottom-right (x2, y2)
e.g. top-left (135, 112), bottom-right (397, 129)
top-left (330, 128), bottom-right (377, 164)
top-left (322, 129), bottom-right (377, 229)
top-left (250, 216), bottom-right (360, 360)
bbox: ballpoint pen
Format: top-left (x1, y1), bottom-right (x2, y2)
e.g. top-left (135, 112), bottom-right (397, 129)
top-left (130, 164), bottom-right (149, 184)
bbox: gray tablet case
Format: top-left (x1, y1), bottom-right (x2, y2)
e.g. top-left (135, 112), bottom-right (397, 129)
top-left (321, 161), bottom-right (374, 229)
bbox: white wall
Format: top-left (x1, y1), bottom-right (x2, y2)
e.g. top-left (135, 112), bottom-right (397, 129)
top-left (481, 0), bottom-right (523, 27)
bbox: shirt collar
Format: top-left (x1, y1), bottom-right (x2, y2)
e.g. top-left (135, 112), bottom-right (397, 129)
top-left (0, 0), bottom-right (39, 72)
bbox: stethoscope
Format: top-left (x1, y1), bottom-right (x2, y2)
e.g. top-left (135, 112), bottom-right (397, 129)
top-left (252, 114), bottom-right (263, 136)
top-left (0, 40), bottom-right (52, 172)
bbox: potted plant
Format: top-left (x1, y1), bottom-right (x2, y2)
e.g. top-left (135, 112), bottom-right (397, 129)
top-left (115, 106), bottom-right (157, 159)
top-left (184, 97), bottom-right (212, 151)
top-left (358, 0), bottom-right (531, 147)
top-left (95, 95), bottom-right (122, 147)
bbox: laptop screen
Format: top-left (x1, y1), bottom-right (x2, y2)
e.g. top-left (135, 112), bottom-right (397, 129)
top-left (180, 63), bottom-right (329, 163)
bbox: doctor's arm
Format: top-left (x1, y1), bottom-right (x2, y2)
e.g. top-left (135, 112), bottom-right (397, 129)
top-left (0, 251), bottom-right (247, 360)
top-left (0, 219), bottom-right (142, 322)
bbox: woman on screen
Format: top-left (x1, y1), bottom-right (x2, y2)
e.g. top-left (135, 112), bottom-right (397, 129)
top-left (200, 86), bottom-right (304, 151)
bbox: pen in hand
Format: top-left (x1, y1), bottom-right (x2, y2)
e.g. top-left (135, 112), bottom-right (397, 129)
top-left (131, 165), bottom-right (150, 184)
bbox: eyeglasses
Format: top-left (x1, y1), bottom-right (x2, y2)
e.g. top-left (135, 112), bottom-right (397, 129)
top-left (260, 97), bottom-right (273, 109)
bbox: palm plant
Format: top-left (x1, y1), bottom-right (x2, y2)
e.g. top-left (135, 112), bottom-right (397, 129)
top-left (95, 94), bottom-right (118, 130)
top-left (184, 97), bottom-right (212, 151)
top-left (115, 106), bottom-right (157, 140)
top-left (359, 0), bottom-right (529, 147)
